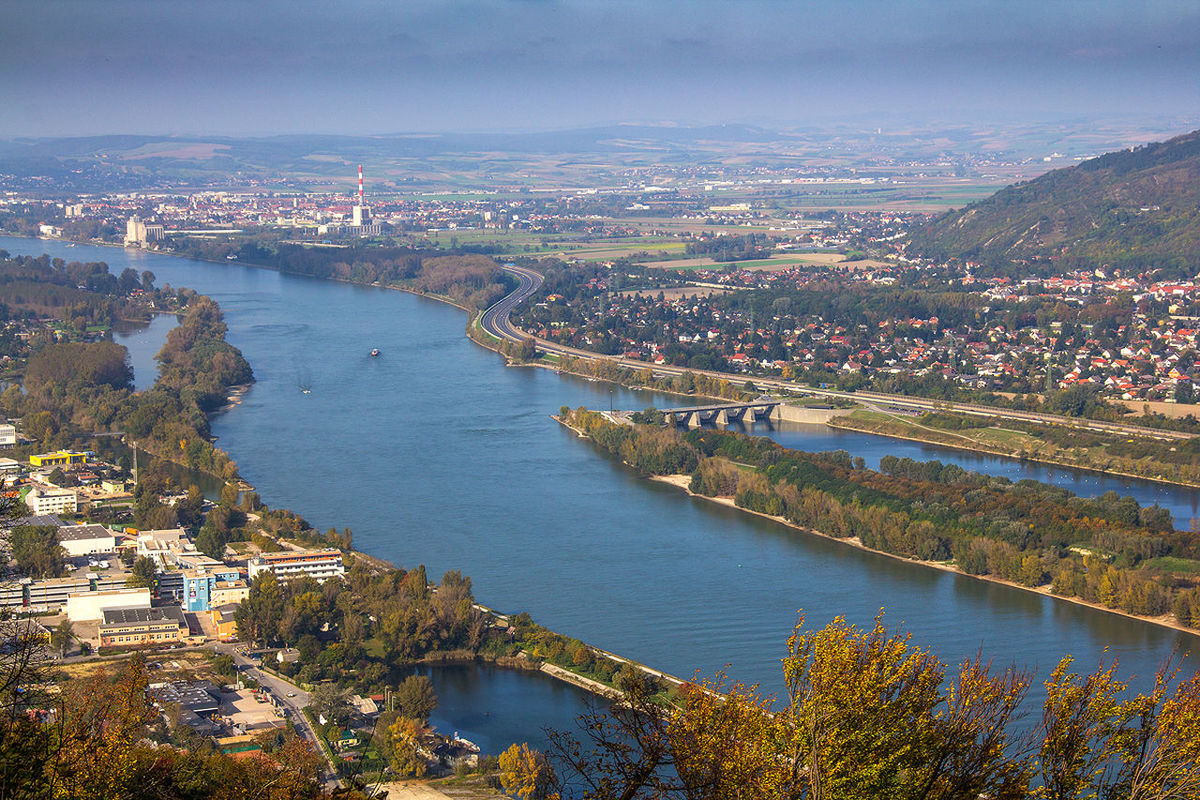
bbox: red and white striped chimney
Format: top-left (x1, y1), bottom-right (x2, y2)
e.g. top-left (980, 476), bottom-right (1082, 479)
top-left (357, 164), bottom-right (364, 206)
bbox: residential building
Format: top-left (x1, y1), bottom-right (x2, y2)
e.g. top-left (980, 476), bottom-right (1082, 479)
top-left (248, 549), bottom-right (344, 583)
top-left (0, 458), bottom-right (22, 477)
top-left (24, 486), bottom-right (77, 516)
top-left (100, 606), bottom-right (187, 647)
top-left (0, 424), bottom-right (15, 448)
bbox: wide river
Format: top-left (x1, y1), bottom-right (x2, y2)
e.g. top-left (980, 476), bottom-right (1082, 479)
top-left (9, 237), bottom-right (1200, 753)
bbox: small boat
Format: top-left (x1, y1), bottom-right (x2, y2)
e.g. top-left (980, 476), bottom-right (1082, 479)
top-left (369, 348), bottom-right (381, 357)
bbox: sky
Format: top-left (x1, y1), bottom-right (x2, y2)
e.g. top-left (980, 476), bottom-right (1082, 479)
top-left (3, 0), bottom-right (1199, 137)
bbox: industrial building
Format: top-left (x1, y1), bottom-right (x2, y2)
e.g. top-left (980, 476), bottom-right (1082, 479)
top-left (57, 524), bottom-right (117, 557)
top-left (28, 450), bottom-right (91, 468)
top-left (65, 587), bottom-right (151, 622)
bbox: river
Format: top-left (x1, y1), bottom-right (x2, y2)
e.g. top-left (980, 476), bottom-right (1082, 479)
top-left (12, 236), bottom-right (1200, 752)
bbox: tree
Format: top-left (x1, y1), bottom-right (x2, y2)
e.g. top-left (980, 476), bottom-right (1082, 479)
top-left (499, 743), bottom-right (557, 800)
top-left (386, 716), bottom-right (428, 778)
top-left (45, 467), bottom-right (77, 488)
top-left (126, 556), bottom-right (157, 589)
top-left (10, 526), bottom-right (64, 578)
top-left (308, 684), bottom-right (353, 730)
top-left (51, 619), bottom-right (74, 658)
top-left (173, 485), bottom-right (205, 529)
top-left (235, 572), bottom-right (285, 646)
top-left (0, 618), bottom-right (59, 796)
top-left (194, 525), bottom-right (226, 561)
top-left (219, 482), bottom-right (240, 508)
top-left (393, 675), bottom-right (437, 722)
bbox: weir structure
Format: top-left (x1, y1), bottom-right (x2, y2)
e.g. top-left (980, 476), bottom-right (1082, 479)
top-left (664, 401), bottom-right (780, 427)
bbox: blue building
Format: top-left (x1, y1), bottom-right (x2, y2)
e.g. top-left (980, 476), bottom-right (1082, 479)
top-left (182, 568), bottom-right (244, 612)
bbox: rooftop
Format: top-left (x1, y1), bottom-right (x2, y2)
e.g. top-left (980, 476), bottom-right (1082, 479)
top-left (101, 605), bottom-right (185, 626)
top-left (57, 524), bottom-right (115, 542)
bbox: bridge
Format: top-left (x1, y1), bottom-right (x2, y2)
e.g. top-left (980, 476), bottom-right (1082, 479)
top-left (664, 401), bottom-right (780, 427)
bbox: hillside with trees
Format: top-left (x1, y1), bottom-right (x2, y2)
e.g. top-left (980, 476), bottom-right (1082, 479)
top-left (907, 128), bottom-right (1200, 271)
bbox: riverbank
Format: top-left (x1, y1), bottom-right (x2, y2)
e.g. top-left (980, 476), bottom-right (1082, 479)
top-left (832, 410), bottom-right (1200, 491)
top-left (644, 471), bottom-right (1200, 639)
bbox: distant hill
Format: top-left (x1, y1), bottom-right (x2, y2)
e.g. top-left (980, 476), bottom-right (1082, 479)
top-left (907, 128), bottom-right (1200, 270)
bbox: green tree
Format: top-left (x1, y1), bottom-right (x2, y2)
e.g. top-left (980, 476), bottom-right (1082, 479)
top-left (126, 556), bottom-right (157, 589)
top-left (10, 526), bottom-right (64, 578)
top-left (393, 675), bottom-right (438, 722)
top-left (308, 684), bottom-right (353, 730)
top-left (51, 619), bottom-right (74, 658)
top-left (194, 525), bottom-right (226, 561)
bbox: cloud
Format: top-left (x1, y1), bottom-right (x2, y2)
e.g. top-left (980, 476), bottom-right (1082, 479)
top-left (1, 0), bottom-right (1198, 135)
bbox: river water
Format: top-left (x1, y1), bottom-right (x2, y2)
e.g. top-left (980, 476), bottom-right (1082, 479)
top-left (11, 236), bottom-right (1200, 752)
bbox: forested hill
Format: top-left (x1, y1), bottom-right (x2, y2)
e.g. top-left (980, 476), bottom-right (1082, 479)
top-left (907, 128), bottom-right (1200, 272)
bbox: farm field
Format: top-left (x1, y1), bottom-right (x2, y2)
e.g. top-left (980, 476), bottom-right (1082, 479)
top-left (640, 252), bottom-right (850, 271)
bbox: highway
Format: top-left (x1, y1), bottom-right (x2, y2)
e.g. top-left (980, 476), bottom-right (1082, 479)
top-left (481, 266), bottom-right (1195, 442)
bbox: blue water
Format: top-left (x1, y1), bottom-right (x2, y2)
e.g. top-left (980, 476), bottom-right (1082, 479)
top-left (8, 236), bottom-right (1199, 752)
top-left (113, 313), bottom-right (179, 390)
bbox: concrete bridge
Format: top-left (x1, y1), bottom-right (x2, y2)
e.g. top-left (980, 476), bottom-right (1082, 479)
top-left (665, 401), bottom-right (780, 427)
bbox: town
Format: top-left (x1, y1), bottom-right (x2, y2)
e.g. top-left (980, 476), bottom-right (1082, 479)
top-left (7, 177), bottom-right (1197, 418)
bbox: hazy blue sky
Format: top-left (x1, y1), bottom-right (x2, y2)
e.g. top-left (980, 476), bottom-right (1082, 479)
top-left (4, 0), bottom-right (1199, 136)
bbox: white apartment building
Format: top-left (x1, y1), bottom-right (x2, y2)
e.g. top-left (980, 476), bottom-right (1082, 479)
top-left (248, 549), bottom-right (344, 583)
top-left (25, 487), bottom-right (78, 516)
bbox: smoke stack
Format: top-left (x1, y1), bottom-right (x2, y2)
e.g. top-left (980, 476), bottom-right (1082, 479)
top-left (357, 164), bottom-right (364, 206)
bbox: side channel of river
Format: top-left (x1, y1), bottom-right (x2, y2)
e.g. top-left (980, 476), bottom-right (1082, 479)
top-left (13, 236), bottom-right (1200, 755)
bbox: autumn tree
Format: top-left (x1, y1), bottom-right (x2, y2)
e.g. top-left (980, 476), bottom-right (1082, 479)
top-left (499, 743), bottom-right (558, 800)
top-left (386, 717), bottom-right (428, 778)
top-left (548, 613), bottom-right (1200, 800)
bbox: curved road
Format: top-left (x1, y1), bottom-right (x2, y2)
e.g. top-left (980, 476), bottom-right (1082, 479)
top-left (481, 266), bottom-right (1194, 442)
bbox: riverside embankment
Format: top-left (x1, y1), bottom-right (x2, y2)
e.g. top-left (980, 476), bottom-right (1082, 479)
top-left (6, 235), bottom-right (1197, 726)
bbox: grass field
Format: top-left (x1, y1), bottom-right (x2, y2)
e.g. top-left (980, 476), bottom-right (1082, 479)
top-left (640, 252), bottom-right (849, 271)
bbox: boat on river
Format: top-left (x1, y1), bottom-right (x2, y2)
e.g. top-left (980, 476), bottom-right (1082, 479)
top-left (369, 348), bottom-right (381, 357)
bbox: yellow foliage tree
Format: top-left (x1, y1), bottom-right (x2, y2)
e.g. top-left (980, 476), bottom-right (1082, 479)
top-left (387, 716), bottom-right (427, 778)
top-left (498, 742), bottom-right (557, 800)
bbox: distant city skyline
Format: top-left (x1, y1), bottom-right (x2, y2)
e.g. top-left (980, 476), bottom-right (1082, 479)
top-left (3, 0), bottom-right (1199, 137)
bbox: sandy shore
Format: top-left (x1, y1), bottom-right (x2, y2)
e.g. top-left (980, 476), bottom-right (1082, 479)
top-left (648, 474), bottom-right (1200, 639)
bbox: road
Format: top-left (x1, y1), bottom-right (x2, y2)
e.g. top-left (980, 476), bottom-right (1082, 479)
top-left (221, 645), bottom-right (340, 789)
top-left (479, 265), bottom-right (1194, 442)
